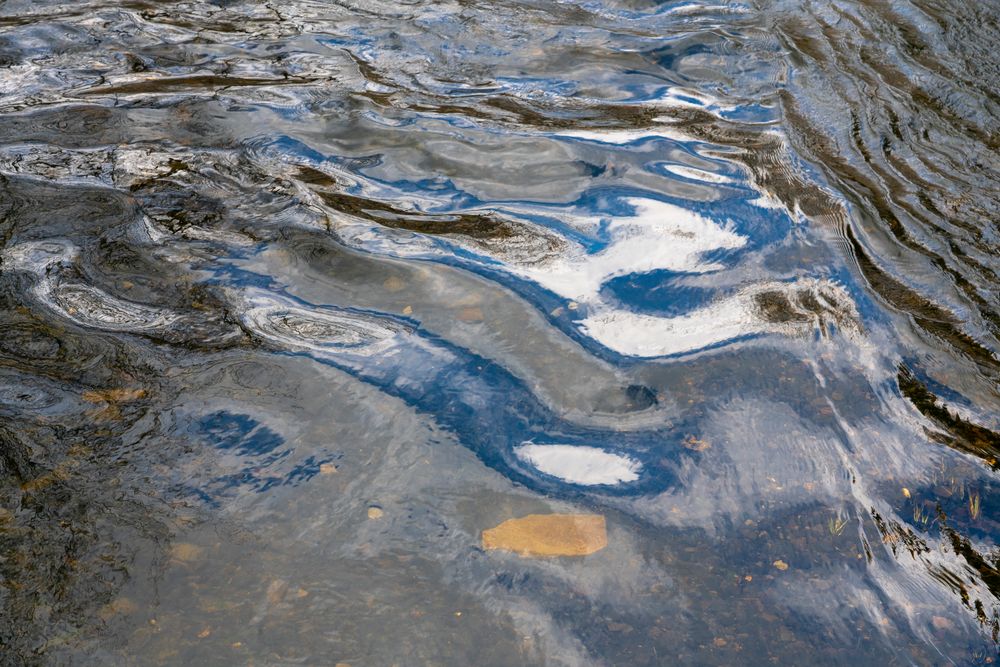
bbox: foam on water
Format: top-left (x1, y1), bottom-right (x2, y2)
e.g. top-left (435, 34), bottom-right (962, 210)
top-left (4, 240), bottom-right (182, 332)
top-left (240, 292), bottom-right (405, 356)
top-left (45, 283), bottom-right (181, 332)
top-left (2, 239), bottom-right (79, 273)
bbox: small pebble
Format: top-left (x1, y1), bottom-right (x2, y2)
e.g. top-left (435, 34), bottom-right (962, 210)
top-left (170, 543), bottom-right (203, 562)
top-left (457, 306), bottom-right (483, 322)
top-left (932, 615), bottom-right (953, 630)
top-left (383, 276), bottom-right (406, 292)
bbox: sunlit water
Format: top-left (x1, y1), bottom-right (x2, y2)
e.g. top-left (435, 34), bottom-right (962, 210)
top-left (0, 0), bottom-right (998, 664)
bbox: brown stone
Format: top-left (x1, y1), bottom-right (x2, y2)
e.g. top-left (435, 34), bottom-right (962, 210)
top-left (170, 543), bottom-right (203, 562)
top-left (482, 514), bottom-right (607, 557)
top-left (457, 306), bottom-right (484, 323)
top-left (932, 615), bottom-right (953, 631)
top-left (266, 579), bottom-right (288, 605)
top-left (382, 276), bottom-right (406, 292)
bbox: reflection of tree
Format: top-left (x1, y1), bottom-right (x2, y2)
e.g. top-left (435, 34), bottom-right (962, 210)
top-left (898, 365), bottom-right (1000, 470)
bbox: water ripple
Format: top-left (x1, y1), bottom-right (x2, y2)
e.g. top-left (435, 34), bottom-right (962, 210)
top-left (1, 0), bottom-right (999, 663)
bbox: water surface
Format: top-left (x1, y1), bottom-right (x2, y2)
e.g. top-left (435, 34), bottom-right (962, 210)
top-left (1, 0), bottom-right (999, 664)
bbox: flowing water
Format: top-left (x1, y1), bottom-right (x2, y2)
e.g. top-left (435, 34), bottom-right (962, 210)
top-left (0, 0), bottom-right (998, 664)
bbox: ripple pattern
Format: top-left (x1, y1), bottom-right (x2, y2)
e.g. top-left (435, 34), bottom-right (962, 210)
top-left (0, 0), bottom-right (998, 664)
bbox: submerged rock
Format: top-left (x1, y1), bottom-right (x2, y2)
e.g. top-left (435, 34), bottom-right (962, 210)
top-left (170, 543), bottom-right (204, 563)
top-left (481, 514), bottom-right (607, 557)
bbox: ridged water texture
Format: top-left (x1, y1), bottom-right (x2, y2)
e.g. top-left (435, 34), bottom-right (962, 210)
top-left (0, 0), bottom-right (998, 664)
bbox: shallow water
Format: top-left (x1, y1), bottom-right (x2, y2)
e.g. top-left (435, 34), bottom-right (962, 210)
top-left (0, 0), bottom-right (998, 664)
